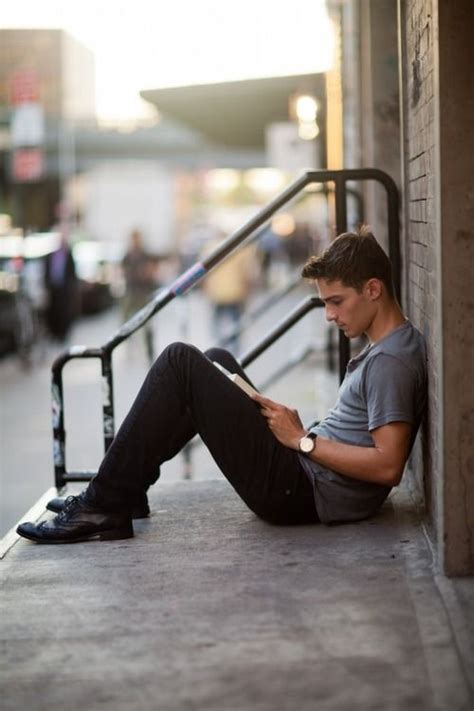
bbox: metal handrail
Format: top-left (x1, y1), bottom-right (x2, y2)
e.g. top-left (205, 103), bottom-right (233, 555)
top-left (51, 168), bottom-right (399, 488)
top-left (217, 183), bottom-right (365, 352)
top-left (239, 296), bottom-right (323, 368)
top-left (217, 268), bottom-right (305, 350)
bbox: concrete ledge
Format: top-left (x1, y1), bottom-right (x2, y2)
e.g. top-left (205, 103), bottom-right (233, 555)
top-left (1, 480), bottom-right (473, 710)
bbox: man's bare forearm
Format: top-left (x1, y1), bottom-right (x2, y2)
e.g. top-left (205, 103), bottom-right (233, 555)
top-left (251, 391), bottom-right (409, 487)
top-left (305, 436), bottom-right (397, 486)
top-left (305, 419), bottom-right (413, 486)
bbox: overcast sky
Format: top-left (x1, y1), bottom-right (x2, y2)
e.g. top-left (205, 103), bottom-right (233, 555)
top-left (0, 0), bottom-right (334, 122)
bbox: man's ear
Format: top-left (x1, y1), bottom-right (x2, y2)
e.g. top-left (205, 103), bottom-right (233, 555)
top-left (365, 278), bottom-right (383, 300)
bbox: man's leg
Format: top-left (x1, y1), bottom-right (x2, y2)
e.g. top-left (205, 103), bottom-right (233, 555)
top-left (87, 342), bottom-right (317, 524)
top-left (45, 346), bottom-right (259, 515)
top-left (17, 342), bottom-right (317, 542)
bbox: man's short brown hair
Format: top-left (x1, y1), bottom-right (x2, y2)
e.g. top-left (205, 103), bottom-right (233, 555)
top-left (301, 226), bottom-right (395, 298)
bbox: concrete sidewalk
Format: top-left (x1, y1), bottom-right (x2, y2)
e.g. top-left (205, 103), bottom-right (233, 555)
top-left (1, 479), bottom-right (473, 711)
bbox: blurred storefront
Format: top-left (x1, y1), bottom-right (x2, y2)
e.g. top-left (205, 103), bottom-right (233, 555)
top-left (0, 29), bottom-right (96, 231)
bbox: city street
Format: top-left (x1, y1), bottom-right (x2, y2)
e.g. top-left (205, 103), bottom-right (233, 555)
top-left (0, 285), bottom-right (338, 537)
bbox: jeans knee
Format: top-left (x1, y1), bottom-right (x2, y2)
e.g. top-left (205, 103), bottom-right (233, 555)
top-left (162, 341), bottom-right (198, 360)
top-left (205, 347), bottom-right (235, 371)
top-left (152, 342), bottom-right (200, 375)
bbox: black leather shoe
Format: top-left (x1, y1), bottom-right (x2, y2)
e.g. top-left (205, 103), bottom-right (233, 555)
top-left (46, 491), bottom-right (150, 519)
top-left (17, 495), bottom-right (133, 544)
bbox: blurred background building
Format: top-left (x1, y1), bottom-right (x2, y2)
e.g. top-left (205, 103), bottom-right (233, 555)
top-left (0, 29), bottom-right (95, 230)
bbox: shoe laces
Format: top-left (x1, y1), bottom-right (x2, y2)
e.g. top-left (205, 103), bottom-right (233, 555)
top-left (56, 493), bottom-right (85, 520)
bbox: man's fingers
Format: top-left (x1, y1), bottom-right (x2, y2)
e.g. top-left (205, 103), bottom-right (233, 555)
top-left (252, 392), bottom-right (279, 409)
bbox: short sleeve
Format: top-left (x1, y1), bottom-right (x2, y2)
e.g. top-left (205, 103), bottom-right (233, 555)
top-left (362, 353), bottom-right (417, 431)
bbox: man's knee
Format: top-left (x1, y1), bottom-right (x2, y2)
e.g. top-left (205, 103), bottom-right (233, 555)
top-left (205, 346), bottom-right (236, 371)
top-left (162, 341), bottom-right (199, 360)
top-left (157, 342), bottom-right (237, 381)
top-left (152, 342), bottom-right (202, 375)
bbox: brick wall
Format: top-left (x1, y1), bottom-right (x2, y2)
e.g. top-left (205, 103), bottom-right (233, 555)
top-left (400, 0), bottom-right (441, 535)
top-left (401, 0), bottom-right (474, 573)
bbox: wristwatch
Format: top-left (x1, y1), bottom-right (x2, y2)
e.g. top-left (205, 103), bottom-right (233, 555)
top-left (299, 431), bottom-right (317, 454)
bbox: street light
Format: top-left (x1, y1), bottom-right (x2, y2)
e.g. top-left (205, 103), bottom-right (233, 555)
top-left (294, 95), bottom-right (318, 122)
top-left (290, 92), bottom-right (320, 141)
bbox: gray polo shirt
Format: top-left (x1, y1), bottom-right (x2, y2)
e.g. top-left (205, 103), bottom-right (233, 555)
top-left (299, 320), bottom-right (427, 524)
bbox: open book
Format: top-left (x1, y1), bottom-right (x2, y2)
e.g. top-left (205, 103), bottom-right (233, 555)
top-left (213, 361), bottom-right (259, 398)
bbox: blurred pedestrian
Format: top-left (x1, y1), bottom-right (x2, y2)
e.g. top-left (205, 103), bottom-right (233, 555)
top-left (121, 229), bottom-right (160, 362)
top-left (44, 232), bottom-right (79, 343)
top-left (257, 224), bottom-right (289, 289)
top-left (202, 233), bottom-right (256, 354)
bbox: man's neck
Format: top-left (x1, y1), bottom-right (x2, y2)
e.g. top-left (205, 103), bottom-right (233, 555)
top-left (366, 303), bottom-right (406, 344)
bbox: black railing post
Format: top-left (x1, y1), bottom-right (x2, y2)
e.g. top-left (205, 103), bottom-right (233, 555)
top-left (51, 360), bottom-right (66, 490)
top-left (387, 182), bottom-right (401, 303)
top-left (334, 174), bottom-right (350, 382)
top-left (101, 350), bottom-right (115, 452)
top-left (51, 346), bottom-right (103, 488)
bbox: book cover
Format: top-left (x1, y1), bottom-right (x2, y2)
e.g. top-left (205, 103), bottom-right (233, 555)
top-left (213, 361), bottom-right (259, 398)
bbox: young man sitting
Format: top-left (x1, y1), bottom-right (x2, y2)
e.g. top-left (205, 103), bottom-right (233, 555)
top-left (17, 228), bottom-right (427, 544)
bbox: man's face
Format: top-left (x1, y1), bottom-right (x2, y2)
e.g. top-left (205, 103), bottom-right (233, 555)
top-left (315, 278), bottom-right (377, 339)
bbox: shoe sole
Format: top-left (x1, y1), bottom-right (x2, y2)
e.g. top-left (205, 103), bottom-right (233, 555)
top-left (17, 526), bottom-right (134, 544)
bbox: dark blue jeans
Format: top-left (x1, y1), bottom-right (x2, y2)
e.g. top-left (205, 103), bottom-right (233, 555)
top-left (87, 342), bottom-right (319, 525)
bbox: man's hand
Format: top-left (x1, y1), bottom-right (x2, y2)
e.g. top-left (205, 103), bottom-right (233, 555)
top-left (252, 393), bottom-right (306, 449)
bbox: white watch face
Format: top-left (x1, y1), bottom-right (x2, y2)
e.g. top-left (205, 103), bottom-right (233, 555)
top-left (299, 436), bottom-right (315, 453)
